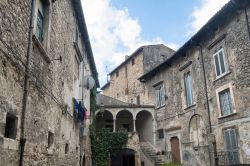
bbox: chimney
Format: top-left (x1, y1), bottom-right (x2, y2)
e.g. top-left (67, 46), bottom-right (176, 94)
top-left (125, 55), bottom-right (129, 60)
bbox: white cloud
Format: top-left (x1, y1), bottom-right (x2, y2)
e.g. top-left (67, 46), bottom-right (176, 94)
top-left (81, 0), bottom-right (177, 86)
top-left (188, 0), bottom-right (230, 35)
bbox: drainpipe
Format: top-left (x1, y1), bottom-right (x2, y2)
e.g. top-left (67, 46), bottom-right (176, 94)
top-left (244, 8), bottom-right (250, 40)
top-left (197, 44), bottom-right (218, 166)
top-left (80, 56), bottom-right (85, 166)
top-left (19, 0), bottom-right (36, 165)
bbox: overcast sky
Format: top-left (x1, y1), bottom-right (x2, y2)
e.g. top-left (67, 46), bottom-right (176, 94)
top-left (81, 0), bottom-right (230, 87)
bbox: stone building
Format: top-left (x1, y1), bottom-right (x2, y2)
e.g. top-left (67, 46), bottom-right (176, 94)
top-left (101, 44), bottom-right (175, 105)
top-left (98, 45), bottom-right (175, 165)
top-left (0, 0), bottom-right (99, 165)
top-left (139, 0), bottom-right (250, 165)
top-left (98, 0), bottom-right (250, 165)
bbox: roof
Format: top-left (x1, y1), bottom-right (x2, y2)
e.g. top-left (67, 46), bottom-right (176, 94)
top-left (100, 81), bottom-right (110, 90)
top-left (139, 0), bottom-right (248, 81)
top-left (109, 46), bottom-right (144, 75)
top-left (72, 0), bottom-right (100, 88)
top-left (109, 44), bottom-right (174, 75)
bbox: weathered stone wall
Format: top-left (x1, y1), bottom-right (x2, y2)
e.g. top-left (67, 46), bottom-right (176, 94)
top-left (143, 44), bottom-right (175, 74)
top-left (0, 0), bottom-right (93, 165)
top-left (201, 5), bottom-right (250, 165)
top-left (143, 3), bottom-right (250, 166)
top-left (103, 45), bottom-right (174, 106)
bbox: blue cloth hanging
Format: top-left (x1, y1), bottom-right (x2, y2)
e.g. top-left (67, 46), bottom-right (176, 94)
top-left (73, 98), bottom-right (79, 122)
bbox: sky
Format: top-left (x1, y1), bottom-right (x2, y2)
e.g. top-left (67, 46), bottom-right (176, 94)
top-left (81, 0), bottom-right (230, 87)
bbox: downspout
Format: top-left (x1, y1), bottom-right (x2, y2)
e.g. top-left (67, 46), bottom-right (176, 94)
top-left (197, 44), bottom-right (218, 166)
top-left (80, 56), bottom-right (85, 166)
top-left (244, 8), bottom-right (250, 40)
top-left (19, 0), bottom-right (36, 165)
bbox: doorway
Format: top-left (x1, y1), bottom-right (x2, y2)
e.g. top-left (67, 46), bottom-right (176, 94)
top-left (170, 136), bottom-right (181, 164)
top-left (111, 148), bottom-right (135, 166)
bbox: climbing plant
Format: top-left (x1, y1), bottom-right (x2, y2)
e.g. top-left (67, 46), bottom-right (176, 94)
top-left (90, 126), bottom-right (128, 166)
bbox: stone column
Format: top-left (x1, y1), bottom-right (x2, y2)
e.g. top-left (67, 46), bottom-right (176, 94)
top-left (113, 119), bottom-right (116, 132)
top-left (133, 119), bottom-right (136, 132)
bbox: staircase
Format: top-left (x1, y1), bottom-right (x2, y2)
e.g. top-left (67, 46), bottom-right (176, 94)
top-left (140, 142), bottom-right (165, 166)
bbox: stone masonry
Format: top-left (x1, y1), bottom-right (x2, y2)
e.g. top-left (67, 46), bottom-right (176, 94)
top-left (0, 0), bottom-right (98, 165)
top-left (100, 0), bottom-right (250, 165)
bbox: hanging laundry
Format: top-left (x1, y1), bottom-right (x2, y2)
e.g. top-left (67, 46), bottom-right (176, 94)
top-left (78, 101), bottom-right (84, 122)
top-left (73, 98), bottom-right (79, 122)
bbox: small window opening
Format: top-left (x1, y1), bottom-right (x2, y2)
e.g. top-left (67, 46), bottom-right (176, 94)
top-left (65, 143), bottom-right (69, 154)
top-left (4, 113), bottom-right (17, 139)
top-left (116, 71), bottom-right (119, 77)
top-left (131, 59), bottom-right (135, 65)
top-left (158, 129), bottom-right (164, 139)
top-left (137, 95), bottom-right (140, 105)
top-left (48, 131), bottom-right (54, 148)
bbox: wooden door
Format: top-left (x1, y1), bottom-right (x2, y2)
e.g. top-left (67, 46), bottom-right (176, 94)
top-left (170, 136), bottom-right (181, 163)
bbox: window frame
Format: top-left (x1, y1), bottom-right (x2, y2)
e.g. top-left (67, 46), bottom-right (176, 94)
top-left (213, 48), bottom-right (229, 78)
top-left (223, 127), bottom-right (240, 165)
top-left (158, 129), bottom-right (164, 139)
top-left (154, 83), bottom-right (166, 108)
top-left (4, 113), bottom-right (17, 140)
top-left (184, 72), bottom-right (194, 107)
top-left (216, 83), bottom-right (236, 118)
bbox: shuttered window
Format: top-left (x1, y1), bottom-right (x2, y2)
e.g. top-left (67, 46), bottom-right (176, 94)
top-left (224, 128), bottom-right (239, 165)
top-left (213, 48), bottom-right (228, 77)
top-left (219, 89), bottom-right (233, 116)
top-left (155, 84), bottom-right (166, 108)
top-left (184, 72), bottom-right (194, 107)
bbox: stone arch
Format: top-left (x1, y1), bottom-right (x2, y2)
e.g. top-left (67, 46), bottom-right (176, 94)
top-left (135, 109), bottom-right (154, 119)
top-left (135, 110), bottom-right (153, 143)
top-left (96, 110), bottom-right (114, 131)
top-left (115, 110), bottom-right (133, 132)
top-left (189, 114), bottom-right (208, 148)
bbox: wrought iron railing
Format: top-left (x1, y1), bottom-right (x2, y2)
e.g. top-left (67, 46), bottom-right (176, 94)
top-left (211, 150), bottom-right (240, 166)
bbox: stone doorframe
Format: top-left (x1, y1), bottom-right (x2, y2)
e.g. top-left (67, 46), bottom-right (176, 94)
top-left (166, 129), bottom-right (183, 163)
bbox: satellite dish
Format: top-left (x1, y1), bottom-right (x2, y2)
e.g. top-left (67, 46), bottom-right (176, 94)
top-left (83, 75), bottom-right (95, 90)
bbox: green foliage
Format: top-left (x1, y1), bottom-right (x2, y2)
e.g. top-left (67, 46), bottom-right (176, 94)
top-left (90, 126), bottom-right (128, 166)
top-left (161, 162), bottom-right (182, 166)
top-left (90, 87), bottom-right (97, 113)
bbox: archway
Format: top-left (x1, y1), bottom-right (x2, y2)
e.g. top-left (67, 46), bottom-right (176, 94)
top-left (111, 148), bottom-right (135, 166)
top-left (116, 110), bottom-right (133, 132)
top-left (136, 110), bottom-right (153, 143)
top-left (96, 110), bottom-right (113, 131)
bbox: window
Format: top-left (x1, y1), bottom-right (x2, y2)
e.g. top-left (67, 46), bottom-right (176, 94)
top-left (4, 113), bottom-right (17, 139)
top-left (48, 131), bottom-right (54, 148)
top-left (213, 48), bottom-right (228, 77)
top-left (158, 129), bottom-right (164, 139)
top-left (131, 58), bottom-right (135, 65)
top-left (184, 72), bottom-right (194, 107)
top-left (224, 128), bottom-right (239, 165)
top-left (36, 9), bottom-right (44, 42)
top-left (35, 0), bottom-right (50, 45)
top-left (116, 71), bottom-right (119, 77)
top-left (65, 143), bottom-right (69, 154)
top-left (155, 84), bottom-right (165, 108)
top-left (35, 0), bottom-right (47, 42)
top-left (136, 95), bottom-right (140, 105)
top-left (219, 89), bottom-right (233, 116)
top-left (75, 28), bottom-right (79, 43)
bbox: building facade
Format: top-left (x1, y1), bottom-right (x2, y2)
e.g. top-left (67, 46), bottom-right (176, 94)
top-left (99, 0), bottom-right (250, 165)
top-left (140, 0), bottom-right (250, 165)
top-left (0, 0), bottom-right (99, 165)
